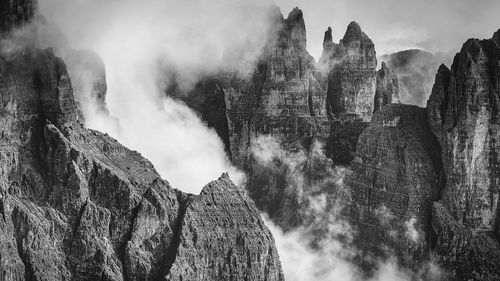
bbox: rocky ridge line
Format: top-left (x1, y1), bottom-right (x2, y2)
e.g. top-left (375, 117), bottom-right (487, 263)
top-left (0, 2), bottom-right (284, 280)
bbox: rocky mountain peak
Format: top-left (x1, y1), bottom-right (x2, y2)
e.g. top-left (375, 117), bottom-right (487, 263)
top-left (426, 29), bottom-right (500, 279)
top-left (494, 29), bottom-right (500, 45)
top-left (0, 1), bottom-right (285, 280)
top-left (323, 26), bottom-right (333, 47)
top-left (342, 21), bottom-right (371, 44)
top-left (319, 20), bottom-right (387, 121)
top-left (286, 7), bottom-right (303, 23)
top-left (284, 7), bottom-right (307, 50)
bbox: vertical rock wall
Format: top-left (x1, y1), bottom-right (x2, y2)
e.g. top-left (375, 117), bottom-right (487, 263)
top-left (426, 30), bottom-right (500, 280)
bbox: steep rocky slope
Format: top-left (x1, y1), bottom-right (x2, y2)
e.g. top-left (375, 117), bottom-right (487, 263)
top-left (169, 9), bottom-right (399, 229)
top-left (319, 22), bottom-right (379, 122)
top-left (0, 4), bottom-right (284, 281)
top-left (427, 30), bottom-right (500, 280)
top-left (345, 29), bottom-right (500, 279)
top-left (221, 7), bottom-right (329, 166)
top-left (173, 9), bottom-right (399, 166)
top-left (345, 104), bottom-right (443, 267)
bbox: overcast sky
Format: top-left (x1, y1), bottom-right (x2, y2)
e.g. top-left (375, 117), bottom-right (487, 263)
top-left (276, 0), bottom-right (500, 60)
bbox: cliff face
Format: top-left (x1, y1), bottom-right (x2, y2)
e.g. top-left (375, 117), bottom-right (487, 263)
top-left (426, 30), bottom-right (500, 279)
top-left (319, 22), bottom-right (382, 122)
top-left (166, 174), bottom-right (283, 281)
top-left (176, 12), bottom-right (401, 169)
top-left (0, 0), bottom-right (112, 123)
top-left (0, 0), bottom-right (37, 33)
top-left (220, 8), bottom-right (332, 228)
top-left (222, 7), bottom-right (328, 166)
top-left (427, 36), bottom-right (500, 233)
top-left (168, 9), bottom-right (399, 229)
top-left (345, 104), bottom-right (443, 266)
top-left (0, 6), bottom-right (284, 281)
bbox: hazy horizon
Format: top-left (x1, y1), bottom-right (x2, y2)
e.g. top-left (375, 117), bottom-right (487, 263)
top-left (276, 0), bottom-right (500, 60)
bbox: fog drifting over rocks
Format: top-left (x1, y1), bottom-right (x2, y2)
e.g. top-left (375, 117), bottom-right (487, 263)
top-left (38, 0), bottom-right (280, 193)
top-left (35, 0), bottom-right (461, 279)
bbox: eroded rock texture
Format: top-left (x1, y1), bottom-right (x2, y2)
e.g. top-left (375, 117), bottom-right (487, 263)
top-left (221, 7), bottom-right (328, 166)
top-left (427, 30), bottom-right (500, 279)
top-left (320, 22), bottom-right (380, 122)
top-left (0, 7), bottom-right (284, 281)
top-left (318, 23), bottom-right (399, 165)
top-left (220, 7), bottom-right (334, 229)
top-left (0, 50), bottom-right (283, 281)
top-left (1, 0), bottom-right (112, 123)
top-left (345, 104), bottom-right (442, 266)
top-left (166, 174), bottom-right (283, 281)
top-left (0, 0), bottom-right (37, 33)
top-left (168, 9), bottom-right (400, 230)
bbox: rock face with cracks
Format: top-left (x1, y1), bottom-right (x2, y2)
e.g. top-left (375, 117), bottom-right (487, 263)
top-left (319, 22), bottom-right (382, 122)
top-left (0, 4), bottom-right (284, 281)
top-left (427, 29), bottom-right (500, 280)
top-left (170, 9), bottom-right (399, 231)
top-left (345, 104), bottom-right (443, 267)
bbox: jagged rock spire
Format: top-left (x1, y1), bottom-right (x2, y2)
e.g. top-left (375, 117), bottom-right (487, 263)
top-left (342, 21), bottom-right (368, 43)
top-left (285, 7), bottom-right (307, 50)
top-left (323, 27), bottom-right (333, 47)
top-left (426, 29), bottom-right (500, 280)
top-left (493, 28), bottom-right (500, 45)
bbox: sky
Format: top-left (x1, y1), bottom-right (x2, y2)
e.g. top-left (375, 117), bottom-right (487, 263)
top-left (276, 0), bottom-right (500, 59)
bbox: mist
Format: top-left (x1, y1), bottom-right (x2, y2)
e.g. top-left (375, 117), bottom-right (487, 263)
top-left (33, 0), bottom-right (452, 279)
top-left (37, 0), bottom-right (280, 193)
top-left (251, 136), bottom-right (447, 281)
top-left (277, 0), bottom-right (500, 60)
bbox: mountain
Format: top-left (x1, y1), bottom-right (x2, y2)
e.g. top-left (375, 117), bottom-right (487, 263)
top-left (168, 8), bottom-right (400, 230)
top-left (168, 5), bottom-right (500, 279)
top-left (319, 21), bottom-right (380, 122)
top-left (345, 103), bottom-right (443, 268)
top-left (0, 2), bottom-right (284, 280)
top-left (426, 30), bottom-right (500, 280)
top-left (346, 30), bottom-right (500, 278)
top-left (5, 0), bottom-right (500, 279)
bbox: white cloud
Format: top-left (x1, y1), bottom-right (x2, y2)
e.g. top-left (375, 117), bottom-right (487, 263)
top-left (37, 0), bottom-right (279, 193)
